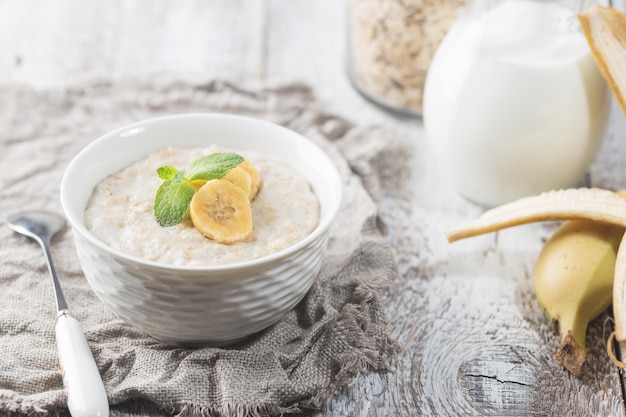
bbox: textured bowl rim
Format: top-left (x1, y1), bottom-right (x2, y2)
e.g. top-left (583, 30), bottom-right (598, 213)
top-left (60, 112), bottom-right (342, 273)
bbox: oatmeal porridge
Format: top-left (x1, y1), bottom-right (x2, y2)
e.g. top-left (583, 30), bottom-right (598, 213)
top-left (84, 146), bottom-right (320, 266)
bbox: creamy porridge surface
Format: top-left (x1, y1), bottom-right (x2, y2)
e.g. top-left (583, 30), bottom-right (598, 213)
top-left (84, 146), bottom-right (320, 266)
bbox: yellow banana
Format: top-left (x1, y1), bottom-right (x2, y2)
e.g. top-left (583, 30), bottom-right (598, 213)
top-left (533, 219), bottom-right (624, 376)
top-left (447, 187), bottom-right (626, 375)
top-left (189, 179), bottom-right (253, 244)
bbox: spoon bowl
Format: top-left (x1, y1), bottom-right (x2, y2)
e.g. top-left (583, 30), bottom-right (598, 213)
top-left (7, 210), bottom-right (66, 243)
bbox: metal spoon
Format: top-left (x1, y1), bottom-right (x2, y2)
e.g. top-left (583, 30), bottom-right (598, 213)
top-left (7, 210), bottom-right (109, 417)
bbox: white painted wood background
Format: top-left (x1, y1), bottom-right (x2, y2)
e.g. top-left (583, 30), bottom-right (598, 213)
top-left (2, 0), bottom-right (626, 416)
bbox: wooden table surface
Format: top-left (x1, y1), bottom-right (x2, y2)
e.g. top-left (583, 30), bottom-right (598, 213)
top-left (2, 1), bottom-right (626, 416)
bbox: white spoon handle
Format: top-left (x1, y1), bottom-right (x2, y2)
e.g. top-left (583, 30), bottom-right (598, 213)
top-left (55, 313), bottom-right (109, 417)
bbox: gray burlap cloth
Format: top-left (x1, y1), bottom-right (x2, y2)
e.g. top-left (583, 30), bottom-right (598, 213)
top-left (0, 79), bottom-right (401, 416)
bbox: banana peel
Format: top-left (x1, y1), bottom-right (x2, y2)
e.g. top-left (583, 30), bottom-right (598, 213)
top-left (446, 188), bottom-right (626, 243)
top-left (579, 5), bottom-right (626, 117)
top-left (447, 187), bottom-right (626, 375)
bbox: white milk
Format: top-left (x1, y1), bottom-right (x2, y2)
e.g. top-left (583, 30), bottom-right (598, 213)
top-left (423, 0), bottom-right (610, 207)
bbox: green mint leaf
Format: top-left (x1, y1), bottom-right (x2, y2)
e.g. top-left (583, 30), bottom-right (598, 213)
top-left (157, 166), bottom-right (179, 181)
top-left (154, 175), bottom-right (195, 227)
top-left (186, 152), bottom-right (244, 182)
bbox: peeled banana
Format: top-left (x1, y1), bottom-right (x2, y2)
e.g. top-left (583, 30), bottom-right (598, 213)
top-left (189, 179), bottom-right (253, 244)
top-left (533, 220), bottom-right (624, 376)
top-left (447, 187), bottom-right (626, 375)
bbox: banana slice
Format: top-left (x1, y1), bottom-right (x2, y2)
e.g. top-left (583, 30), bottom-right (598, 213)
top-left (239, 159), bottom-right (262, 200)
top-left (190, 179), bottom-right (207, 191)
top-left (222, 166), bottom-right (253, 198)
top-left (447, 188), bottom-right (626, 242)
top-left (189, 179), bottom-right (253, 244)
top-left (579, 5), bottom-right (626, 116)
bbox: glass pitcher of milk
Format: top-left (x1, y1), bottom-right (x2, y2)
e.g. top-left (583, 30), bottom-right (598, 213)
top-left (423, 0), bottom-right (610, 207)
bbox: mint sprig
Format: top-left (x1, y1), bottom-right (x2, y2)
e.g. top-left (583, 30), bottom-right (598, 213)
top-left (153, 152), bottom-right (244, 227)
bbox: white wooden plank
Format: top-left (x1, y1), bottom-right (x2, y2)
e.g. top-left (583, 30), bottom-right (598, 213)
top-left (107, 0), bottom-right (266, 82)
top-left (0, 0), bottom-right (265, 86)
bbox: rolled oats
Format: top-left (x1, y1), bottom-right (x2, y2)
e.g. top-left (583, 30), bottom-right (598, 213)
top-left (349, 0), bottom-right (465, 115)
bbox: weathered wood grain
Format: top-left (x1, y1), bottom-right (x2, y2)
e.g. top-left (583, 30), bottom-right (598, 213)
top-left (0, 0), bottom-right (625, 416)
top-left (0, 0), bottom-right (265, 86)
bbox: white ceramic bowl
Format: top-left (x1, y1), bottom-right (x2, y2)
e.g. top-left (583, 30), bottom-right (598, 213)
top-left (60, 113), bottom-right (342, 346)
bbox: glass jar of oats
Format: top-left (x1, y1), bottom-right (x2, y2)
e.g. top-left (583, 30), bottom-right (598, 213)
top-left (347, 0), bottom-right (465, 117)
